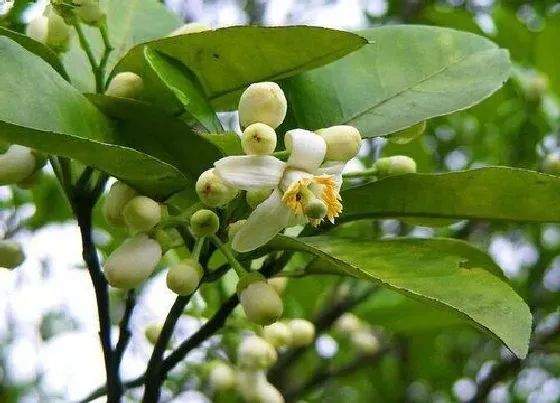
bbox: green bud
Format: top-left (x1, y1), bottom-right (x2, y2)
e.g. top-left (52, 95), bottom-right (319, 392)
top-left (27, 12), bottom-right (72, 53)
top-left (0, 240), bottom-right (25, 269)
top-left (195, 169), bottom-right (238, 207)
top-left (123, 196), bottom-right (162, 233)
top-left (238, 82), bottom-right (287, 129)
top-left (239, 280), bottom-right (283, 326)
top-left (103, 235), bottom-right (162, 289)
top-left (304, 199), bottom-right (328, 220)
top-left (288, 319), bottom-right (315, 346)
top-left (543, 153), bottom-right (560, 176)
top-left (241, 123), bottom-right (277, 155)
top-left (267, 277), bottom-right (288, 295)
top-left (166, 259), bottom-right (203, 296)
top-left (263, 322), bottom-right (292, 347)
top-left (351, 330), bottom-right (380, 354)
top-left (144, 323), bottom-right (163, 345)
top-left (190, 209), bottom-right (219, 237)
top-left (103, 181), bottom-right (138, 227)
top-left (375, 156), bottom-right (417, 177)
top-left (246, 188), bottom-right (273, 209)
top-left (227, 220), bottom-right (246, 241)
top-left (237, 335), bottom-right (277, 370)
top-left (317, 125), bottom-right (362, 161)
top-left (0, 145), bottom-right (36, 186)
top-left (74, 0), bottom-right (105, 26)
top-left (168, 22), bottom-right (211, 36)
top-left (105, 72), bottom-right (144, 99)
top-left (208, 363), bottom-right (236, 391)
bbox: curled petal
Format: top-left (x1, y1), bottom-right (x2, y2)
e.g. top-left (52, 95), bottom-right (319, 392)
top-left (285, 129), bottom-right (326, 172)
top-left (214, 155), bottom-right (285, 191)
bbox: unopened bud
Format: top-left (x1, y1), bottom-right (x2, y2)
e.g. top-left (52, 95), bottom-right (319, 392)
top-left (288, 319), bottom-right (315, 346)
top-left (123, 196), bottom-right (162, 233)
top-left (208, 363), bottom-right (235, 391)
top-left (317, 125), bottom-right (361, 162)
top-left (103, 235), bottom-right (162, 288)
top-left (169, 22), bottom-right (211, 36)
top-left (238, 82), bottom-right (287, 129)
top-left (241, 123), bottom-right (277, 155)
top-left (228, 220), bottom-right (246, 241)
top-left (105, 72), bottom-right (144, 99)
top-left (0, 145), bottom-right (36, 185)
top-left (195, 168), bottom-right (238, 207)
top-left (263, 322), bottom-right (292, 347)
top-left (246, 188), bottom-right (273, 209)
top-left (238, 274), bottom-right (283, 326)
top-left (74, 0), bottom-right (104, 25)
top-left (267, 277), bottom-right (288, 294)
top-left (543, 153), bottom-right (560, 176)
top-left (351, 330), bottom-right (380, 354)
top-left (27, 12), bottom-right (72, 53)
top-left (103, 181), bottom-right (138, 227)
top-left (0, 240), bottom-right (25, 269)
top-left (375, 156), bottom-right (417, 177)
top-left (304, 199), bottom-right (328, 220)
top-left (334, 313), bottom-right (361, 335)
top-left (238, 335), bottom-right (277, 370)
top-left (17, 170), bottom-right (43, 189)
top-left (166, 258), bottom-right (203, 296)
top-left (190, 209), bottom-right (219, 237)
top-left (144, 323), bottom-right (163, 345)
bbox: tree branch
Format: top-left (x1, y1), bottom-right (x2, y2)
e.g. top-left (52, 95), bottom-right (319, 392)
top-left (115, 289), bottom-right (136, 366)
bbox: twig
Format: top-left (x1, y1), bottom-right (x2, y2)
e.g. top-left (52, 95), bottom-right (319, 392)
top-left (79, 376), bottom-right (145, 403)
top-left (115, 289), bottom-right (136, 365)
top-left (96, 23), bottom-right (113, 93)
top-left (73, 23), bottom-right (98, 75)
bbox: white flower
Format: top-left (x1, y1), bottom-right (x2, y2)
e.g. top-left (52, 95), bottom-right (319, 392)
top-left (214, 129), bottom-right (345, 252)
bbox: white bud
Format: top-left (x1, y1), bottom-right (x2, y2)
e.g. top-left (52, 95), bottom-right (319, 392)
top-left (122, 196), bottom-right (162, 233)
top-left (351, 330), bottom-right (380, 354)
top-left (288, 319), bottom-right (315, 346)
top-left (144, 323), bottom-right (163, 345)
top-left (166, 259), bottom-right (203, 296)
top-left (105, 72), bottom-right (144, 99)
top-left (195, 168), bottom-right (238, 207)
top-left (103, 181), bottom-right (138, 227)
top-left (75, 0), bottom-right (104, 25)
top-left (27, 12), bottom-right (72, 53)
top-left (238, 335), bottom-right (277, 370)
top-left (317, 125), bottom-right (362, 162)
top-left (263, 322), bottom-right (292, 347)
top-left (228, 220), bottom-right (246, 241)
top-left (255, 381), bottom-right (285, 403)
top-left (169, 22), bottom-right (211, 36)
top-left (334, 313), bottom-right (362, 335)
top-left (267, 277), bottom-right (288, 295)
top-left (239, 281), bottom-right (283, 326)
top-left (238, 82), bottom-right (287, 129)
top-left (208, 363), bottom-right (235, 391)
top-left (0, 240), bottom-right (25, 269)
top-left (375, 155), bottom-right (417, 177)
top-left (103, 235), bottom-right (162, 289)
top-left (241, 123), bottom-right (277, 155)
top-left (246, 188), bottom-right (273, 209)
top-left (0, 145), bottom-right (36, 185)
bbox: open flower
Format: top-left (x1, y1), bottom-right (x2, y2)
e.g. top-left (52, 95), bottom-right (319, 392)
top-left (214, 129), bottom-right (345, 252)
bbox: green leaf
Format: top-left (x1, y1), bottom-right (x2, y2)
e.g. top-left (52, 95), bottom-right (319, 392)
top-left (535, 14), bottom-right (560, 97)
top-left (0, 37), bottom-right (186, 199)
top-left (113, 25), bottom-right (368, 110)
top-left (341, 167), bottom-right (560, 223)
top-left (144, 47), bottom-right (223, 132)
top-left (283, 25), bottom-right (511, 138)
top-left (270, 235), bottom-right (531, 358)
top-left (64, 0), bottom-right (181, 91)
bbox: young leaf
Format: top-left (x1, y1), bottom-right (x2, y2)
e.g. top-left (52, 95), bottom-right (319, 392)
top-left (341, 167), bottom-right (560, 223)
top-left (113, 26), bottom-right (368, 110)
top-left (283, 25), bottom-right (511, 138)
top-left (270, 235), bottom-right (531, 358)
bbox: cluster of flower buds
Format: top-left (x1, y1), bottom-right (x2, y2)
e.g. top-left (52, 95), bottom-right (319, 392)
top-left (334, 313), bottom-right (380, 354)
top-left (27, 7), bottom-right (72, 53)
top-left (263, 318), bottom-right (315, 348)
top-left (0, 240), bottom-right (25, 270)
top-left (0, 143), bottom-right (46, 187)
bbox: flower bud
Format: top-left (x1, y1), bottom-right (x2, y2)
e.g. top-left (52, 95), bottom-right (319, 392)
top-left (543, 153), bottom-right (560, 176)
top-left (263, 322), bottom-right (292, 347)
top-left (351, 330), bottom-right (380, 354)
top-left (334, 313), bottom-right (361, 335)
top-left (195, 168), bottom-right (238, 207)
top-left (238, 335), bottom-right (277, 370)
top-left (74, 0), bottom-right (105, 25)
top-left (105, 72), bottom-right (144, 99)
top-left (27, 12), bottom-right (72, 53)
top-left (208, 363), bottom-right (235, 391)
top-left (241, 123), bottom-right (277, 155)
top-left (228, 220), bottom-right (246, 241)
top-left (375, 156), bottom-right (417, 177)
top-left (317, 125), bottom-right (362, 162)
top-left (238, 82), bottom-right (287, 129)
top-left (190, 209), bottom-right (219, 237)
top-left (288, 319), bottom-right (315, 346)
top-left (166, 258), bottom-right (203, 296)
top-left (17, 170), bottom-right (43, 189)
top-left (0, 145), bottom-right (36, 186)
top-left (238, 275), bottom-right (283, 326)
top-left (123, 196), bottom-right (162, 233)
top-left (267, 277), bottom-right (288, 294)
top-left (144, 323), bottom-right (163, 345)
top-left (103, 235), bottom-right (162, 289)
top-left (246, 188), bottom-right (273, 209)
top-left (0, 240), bottom-right (25, 269)
top-left (169, 22), bottom-right (211, 36)
top-left (304, 199), bottom-right (328, 220)
top-left (103, 181), bottom-right (138, 227)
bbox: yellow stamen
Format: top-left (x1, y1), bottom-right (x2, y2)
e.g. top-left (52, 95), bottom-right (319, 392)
top-left (314, 175), bottom-right (343, 223)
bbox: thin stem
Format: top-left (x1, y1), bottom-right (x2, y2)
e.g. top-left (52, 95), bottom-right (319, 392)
top-left (79, 376), bottom-right (145, 403)
top-left (209, 235), bottom-right (248, 277)
top-left (342, 166), bottom-right (378, 179)
top-left (97, 23), bottom-right (113, 93)
top-left (115, 289), bottom-right (136, 365)
top-left (74, 23), bottom-right (98, 75)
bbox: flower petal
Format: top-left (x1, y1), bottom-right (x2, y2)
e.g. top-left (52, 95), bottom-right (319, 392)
top-left (316, 161), bottom-right (346, 191)
top-left (279, 168), bottom-right (313, 192)
top-left (285, 129), bottom-right (326, 172)
top-left (232, 189), bottom-right (294, 252)
top-left (214, 155), bottom-right (285, 190)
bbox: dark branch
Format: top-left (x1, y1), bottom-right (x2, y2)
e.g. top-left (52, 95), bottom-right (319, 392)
top-left (115, 289), bottom-right (136, 365)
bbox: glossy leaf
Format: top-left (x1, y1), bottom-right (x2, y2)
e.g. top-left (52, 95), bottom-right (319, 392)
top-left (341, 167), bottom-right (560, 223)
top-left (283, 25), bottom-right (511, 138)
top-left (0, 37), bottom-right (186, 198)
top-left (270, 235), bottom-right (531, 358)
top-left (113, 25), bottom-right (368, 110)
